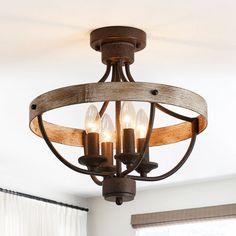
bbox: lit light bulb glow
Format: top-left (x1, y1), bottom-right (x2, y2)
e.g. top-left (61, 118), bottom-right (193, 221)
top-left (85, 104), bottom-right (101, 133)
top-left (102, 132), bottom-right (112, 142)
top-left (101, 114), bottom-right (115, 143)
top-left (86, 122), bottom-right (98, 133)
top-left (136, 109), bottom-right (148, 139)
top-left (136, 125), bottom-right (146, 138)
top-left (120, 102), bottom-right (136, 129)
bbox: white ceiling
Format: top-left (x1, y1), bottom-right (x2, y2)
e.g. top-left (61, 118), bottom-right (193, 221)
top-left (1, 0), bottom-right (236, 201)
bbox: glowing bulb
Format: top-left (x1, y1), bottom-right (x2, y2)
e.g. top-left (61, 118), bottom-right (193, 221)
top-left (85, 104), bottom-right (101, 133)
top-left (101, 114), bottom-right (115, 143)
top-left (135, 109), bottom-right (148, 139)
top-left (120, 102), bottom-right (136, 129)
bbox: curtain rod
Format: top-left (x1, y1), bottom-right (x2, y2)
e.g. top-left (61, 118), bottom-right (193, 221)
top-left (0, 187), bottom-right (89, 212)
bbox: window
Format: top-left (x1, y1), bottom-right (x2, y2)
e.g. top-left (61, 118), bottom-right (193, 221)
top-left (135, 218), bottom-right (236, 236)
top-left (131, 204), bottom-right (236, 236)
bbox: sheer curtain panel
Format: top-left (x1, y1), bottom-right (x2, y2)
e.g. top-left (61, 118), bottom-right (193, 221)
top-left (0, 191), bottom-right (87, 236)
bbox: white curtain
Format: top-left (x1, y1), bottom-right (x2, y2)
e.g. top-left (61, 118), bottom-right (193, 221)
top-left (0, 191), bottom-right (87, 236)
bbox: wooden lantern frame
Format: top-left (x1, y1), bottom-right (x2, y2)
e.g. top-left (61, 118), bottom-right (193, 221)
top-left (29, 26), bottom-right (208, 205)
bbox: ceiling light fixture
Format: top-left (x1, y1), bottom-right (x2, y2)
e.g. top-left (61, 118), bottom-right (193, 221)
top-left (29, 26), bottom-right (208, 205)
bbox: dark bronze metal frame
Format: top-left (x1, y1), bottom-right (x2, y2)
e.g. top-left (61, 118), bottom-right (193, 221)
top-left (29, 26), bottom-right (208, 205)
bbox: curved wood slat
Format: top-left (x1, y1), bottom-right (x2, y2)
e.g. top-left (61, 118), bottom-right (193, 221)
top-left (30, 82), bottom-right (207, 147)
top-left (30, 114), bottom-right (205, 147)
top-left (30, 82), bottom-right (207, 120)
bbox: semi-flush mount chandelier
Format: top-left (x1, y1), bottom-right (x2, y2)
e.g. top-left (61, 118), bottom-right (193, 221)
top-left (29, 26), bottom-right (208, 205)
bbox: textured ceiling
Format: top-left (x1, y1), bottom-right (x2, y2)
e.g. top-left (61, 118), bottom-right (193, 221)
top-left (1, 0), bottom-right (236, 201)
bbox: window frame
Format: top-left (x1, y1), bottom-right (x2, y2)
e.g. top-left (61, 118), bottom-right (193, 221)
top-left (131, 204), bottom-right (236, 229)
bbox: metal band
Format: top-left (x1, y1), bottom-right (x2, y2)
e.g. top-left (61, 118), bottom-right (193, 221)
top-left (99, 101), bottom-right (109, 117)
top-left (37, 115), bottom-right (112, 177)
top-left (117, 61), bottom-right (128, 82)
top-left (90, 175), bottom-right (103, 186)
top-left (30, 82), bottom-right (207, 147)
top-left (155, 103), bottom-right (194, 122)
top-left (98, 63), bottom-right (111, 82)
top-left (128, 118), bottom-right (198, 181)
top-left (115, 66), bottom-right (122, 176)
top-left (125, 63), bottom-right (135, 82)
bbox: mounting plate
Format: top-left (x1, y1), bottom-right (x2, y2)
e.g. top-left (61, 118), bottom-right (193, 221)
top-left (90, 26), bottom-right (146, 52)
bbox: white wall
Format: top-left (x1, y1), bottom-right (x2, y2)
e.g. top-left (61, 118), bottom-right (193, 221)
top-left (87, 177), bottom-right (236, 236)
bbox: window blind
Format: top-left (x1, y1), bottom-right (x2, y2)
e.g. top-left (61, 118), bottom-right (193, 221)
top-left (131, 204), bottom-right (236, 228)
